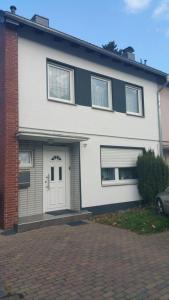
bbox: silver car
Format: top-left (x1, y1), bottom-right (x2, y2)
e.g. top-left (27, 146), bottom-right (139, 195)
top-left (156, 188), bottom-right (169, 215)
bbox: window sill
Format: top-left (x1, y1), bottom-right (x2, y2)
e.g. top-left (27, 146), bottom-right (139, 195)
top-left (126, 112), bottom-right (144, 118)
top-left (92, 106), bottom-right (113, 113)
top-left (48, 97), bottom-right (76, 106)
top-left (102, 180), bottom-right (138, 187)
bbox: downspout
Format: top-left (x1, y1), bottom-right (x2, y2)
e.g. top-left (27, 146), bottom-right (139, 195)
top-left (157, 75), bottom-right (169, 157)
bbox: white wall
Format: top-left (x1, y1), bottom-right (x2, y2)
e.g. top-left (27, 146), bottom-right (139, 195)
top-left (18, 36), bottom-right (160, 208)
top-left (80, 136), bottom-right (159, 207)
top-left (18, 37), bottom-right (159, 142)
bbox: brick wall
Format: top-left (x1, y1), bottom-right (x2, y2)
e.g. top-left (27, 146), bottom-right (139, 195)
top-left (0, 24), bottom-right (5, 228)
top-left (0, 23), bottom-right (19, 230)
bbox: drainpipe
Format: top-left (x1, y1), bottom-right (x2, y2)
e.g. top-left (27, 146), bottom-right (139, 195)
top-left (157, 75), bottom-right (169, 157)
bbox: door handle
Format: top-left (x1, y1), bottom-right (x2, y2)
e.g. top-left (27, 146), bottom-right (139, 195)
top-left (45, 174), bottom-right (50, 190)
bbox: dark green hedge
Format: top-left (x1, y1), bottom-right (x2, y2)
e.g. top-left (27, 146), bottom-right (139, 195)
top-left (137, 150), bottom-right (169, 204)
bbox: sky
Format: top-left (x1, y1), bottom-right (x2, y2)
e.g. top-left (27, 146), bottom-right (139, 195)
top-left (0, 0), bottom-right (169, 73)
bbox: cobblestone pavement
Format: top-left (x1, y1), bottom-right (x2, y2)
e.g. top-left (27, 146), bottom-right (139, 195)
top-left (0, 222), bottom-right (169, 300)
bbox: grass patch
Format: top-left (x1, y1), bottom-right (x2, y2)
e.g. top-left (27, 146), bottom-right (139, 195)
top-left (93, 207), bottom-right (169, 234)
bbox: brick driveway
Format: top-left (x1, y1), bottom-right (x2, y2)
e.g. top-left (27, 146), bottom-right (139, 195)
top-left (0, 222), bottom-right (169, 300)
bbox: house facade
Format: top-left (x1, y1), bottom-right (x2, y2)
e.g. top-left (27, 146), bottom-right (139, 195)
top-left (161, 87), bottom-right (169, 164)
top-left (0, 7), bottom-right (167, 230)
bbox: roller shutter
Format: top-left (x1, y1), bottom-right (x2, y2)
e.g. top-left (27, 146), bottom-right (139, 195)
top-left (101, 147), bottom-right (143, 168)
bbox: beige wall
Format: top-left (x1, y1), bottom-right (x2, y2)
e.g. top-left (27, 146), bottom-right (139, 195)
top-left (161, 88), bottom-right (169, 144)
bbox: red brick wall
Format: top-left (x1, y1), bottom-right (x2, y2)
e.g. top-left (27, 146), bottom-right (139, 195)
top-left (0, 25), bottom-right (5, 228)
top-left (0, 23), bottom-right (19, 230)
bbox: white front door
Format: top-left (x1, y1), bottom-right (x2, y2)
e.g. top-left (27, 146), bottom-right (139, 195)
top-left (43, 147), bottom-right (69, 212)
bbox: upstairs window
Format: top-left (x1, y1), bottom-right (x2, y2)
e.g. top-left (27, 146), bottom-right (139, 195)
top-left (91, 76), bottom-right (112, 110)
top-left (48, 63), bottom-right (74, 103)
top-left (125, 85), bottom-right (143, 116)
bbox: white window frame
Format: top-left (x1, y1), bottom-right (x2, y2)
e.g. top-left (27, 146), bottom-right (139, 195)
top-left (125, 85), bottom-right (143, 117)
top-left (19, 151), bottom-right (33, 169)
top-left (117, 167), bottom-right (138, 185)
top-left (101, 168), bottom-right (117, 186)
top-left (48, 63), bottom-right (75, 104)
top-left (101, 167), bottom-right (116, 185)
top-left (91, 75), bottom-right (112, 110)
top-left (101, 146), bottom-right (142, 186)
top-left (101, 167), bottom-right (138, 186)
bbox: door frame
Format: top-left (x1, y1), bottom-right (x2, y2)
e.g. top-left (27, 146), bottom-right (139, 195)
top-left (43, 145), bottom-right (71, 213)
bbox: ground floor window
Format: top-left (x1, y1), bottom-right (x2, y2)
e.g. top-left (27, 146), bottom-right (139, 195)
top-left (101, 168), bottom-right (115, 181)
top-left (19, 151), bottom-right (33, 169)
top-left (100, 146), bottom-right (143, 186)
top-left (119, 167), bottom-right (137, 180)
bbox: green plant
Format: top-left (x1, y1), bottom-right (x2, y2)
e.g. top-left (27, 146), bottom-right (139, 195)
top-left (93, 208), bottom-right (169, 234)
top-left (102, 40), bottom-right (123, 55)
top-left (137, 150), bottom-right (169, 205)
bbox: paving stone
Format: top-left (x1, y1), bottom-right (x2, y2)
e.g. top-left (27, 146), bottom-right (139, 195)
top-left (0, 223), bottom-right (169, 299)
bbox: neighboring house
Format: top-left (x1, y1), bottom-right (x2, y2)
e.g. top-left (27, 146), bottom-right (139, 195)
top-left (0, 7), bottom-right (168, 230)
top-left (161, 87), bottom-right (169, 165)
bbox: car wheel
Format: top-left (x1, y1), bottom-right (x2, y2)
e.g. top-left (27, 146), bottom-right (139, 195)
top-left (156, 198), bottom-right (164, 215)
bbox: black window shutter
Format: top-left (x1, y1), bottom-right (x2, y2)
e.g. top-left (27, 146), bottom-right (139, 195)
top-left (112, 79), bottom-right (126, 113)
top-left (74, 68), bottom-right (91, 106)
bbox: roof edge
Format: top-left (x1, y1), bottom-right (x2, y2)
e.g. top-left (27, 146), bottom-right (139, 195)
top-left (1, 10), bottom-right (168, 81)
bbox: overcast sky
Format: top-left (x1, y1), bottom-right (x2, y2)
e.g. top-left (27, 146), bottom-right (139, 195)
top-left (1, 0), bottom-right (169, 73)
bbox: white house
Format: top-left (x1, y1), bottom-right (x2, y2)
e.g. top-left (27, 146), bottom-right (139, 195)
top-left (0, 6), bottom-right (167, 231)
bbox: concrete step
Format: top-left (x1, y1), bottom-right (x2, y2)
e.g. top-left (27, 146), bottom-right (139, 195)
top-left (17, 210), bottom-right (92, 233)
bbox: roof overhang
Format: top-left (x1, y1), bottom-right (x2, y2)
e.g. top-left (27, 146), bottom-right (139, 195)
top-left (17, 131), bottom-right (89, 144)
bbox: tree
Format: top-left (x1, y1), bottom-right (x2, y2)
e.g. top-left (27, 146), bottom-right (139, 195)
top-left (137, 150), bottom-right (169, 205)
top-left (102, 41), bottom-right (122, 55)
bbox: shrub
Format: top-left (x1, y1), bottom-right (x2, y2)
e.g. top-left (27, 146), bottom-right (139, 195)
top-left (137, 150), bottom-right (169, 205)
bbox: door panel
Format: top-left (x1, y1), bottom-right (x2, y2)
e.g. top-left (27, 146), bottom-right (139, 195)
top-left (57, 187), bottom-right (65, 205)
top-left (44, 149), bottom-right (67, 212)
